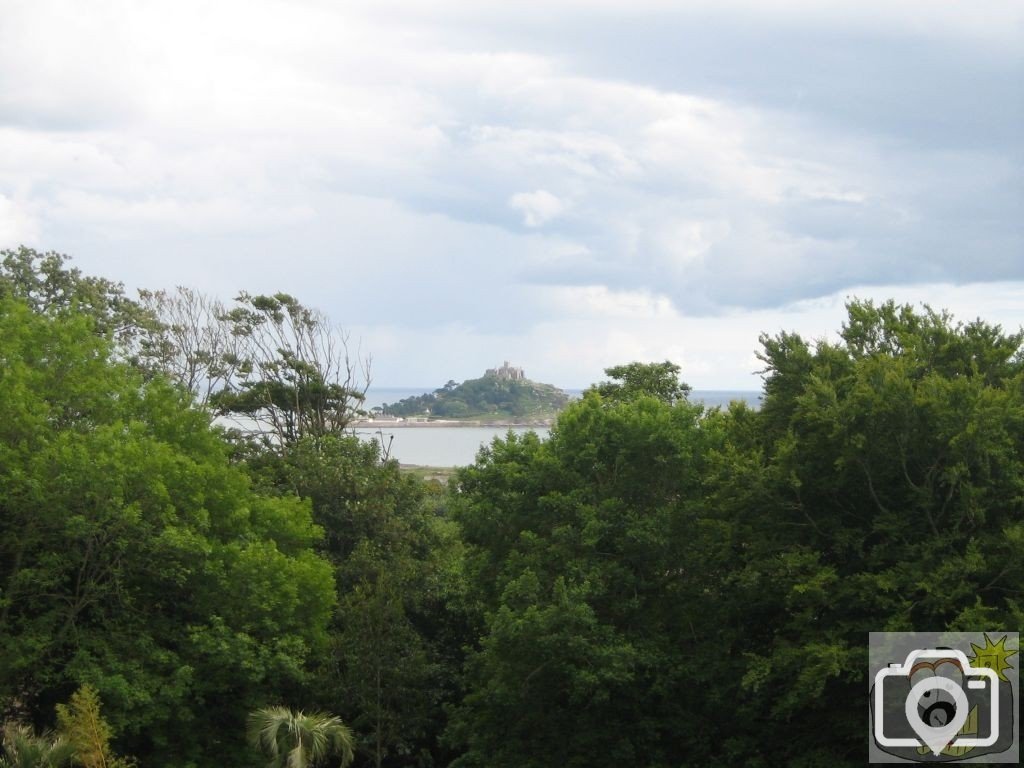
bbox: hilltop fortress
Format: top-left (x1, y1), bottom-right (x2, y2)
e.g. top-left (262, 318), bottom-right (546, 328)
top-left (375, 361), bottom-right (568, 424)
top-left (485, 361), bottom-right (525, 381)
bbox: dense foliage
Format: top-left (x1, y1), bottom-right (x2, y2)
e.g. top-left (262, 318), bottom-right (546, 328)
top-left (383, 376), bottom-right (569, 420)
top-left (446, 301), bottom-right (1024, 767)
top-left (0, 297), bottom-right (335, 767)
top-left (447, 392), bottom-right (713, 767)
top-left (588, 359), bottom-right (691, 404)
top-left (248, 435), bottom-right (466, 768)
top-left (2, 249), bottom-right (1022, 767)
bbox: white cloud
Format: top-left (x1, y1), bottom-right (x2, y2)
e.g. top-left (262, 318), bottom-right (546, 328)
top-left (51, 189), bottom-right (315, 235)
top-left (411, 281), bottom-right (1024, 390)
top-left (508, 190), bottom-right (568, 227)
top-left (542, 285), bottom-right (675, 319)
top-left (0, 195), bottom-right (39, 245)
top-left (0, 0), bottom-right (1020, 387)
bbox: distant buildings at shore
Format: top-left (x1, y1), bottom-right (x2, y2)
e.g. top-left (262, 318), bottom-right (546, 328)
top-left (485, 361), bottom-right (525, 381)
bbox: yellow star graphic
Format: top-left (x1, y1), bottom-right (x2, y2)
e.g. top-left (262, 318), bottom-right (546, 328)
top-left (969, 633), bottom-right (1018, 683)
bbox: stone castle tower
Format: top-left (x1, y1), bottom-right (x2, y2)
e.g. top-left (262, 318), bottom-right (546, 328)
top-left (485, 361), bottom-right (525, 381)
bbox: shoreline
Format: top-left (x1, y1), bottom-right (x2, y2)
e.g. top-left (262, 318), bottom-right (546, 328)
top-left (350, 418), bottom-right (553, 429)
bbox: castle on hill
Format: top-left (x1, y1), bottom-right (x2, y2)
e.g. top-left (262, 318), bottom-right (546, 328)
top-left (485, 361), bottom-right (525, 381)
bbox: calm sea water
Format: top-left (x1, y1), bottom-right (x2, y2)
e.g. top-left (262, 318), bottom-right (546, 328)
top-left (352, 425), bottom-right (545, 468)
top-left (356, 388), bottom-right (761, 467)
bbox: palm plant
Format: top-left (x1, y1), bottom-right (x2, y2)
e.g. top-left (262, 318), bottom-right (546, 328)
top-left (0, 723), bottom-right (76, 768)
top-left (247, 707), bottom-right (355, 768)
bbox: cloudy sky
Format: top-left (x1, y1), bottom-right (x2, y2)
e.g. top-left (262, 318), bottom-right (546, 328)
top-left (1, 0), bottom-right (1021, 389)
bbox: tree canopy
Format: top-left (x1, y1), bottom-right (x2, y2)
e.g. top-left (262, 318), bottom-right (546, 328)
top-left (3, 248), bottom-right (1023, 768)
top-left (447, 300), bottom-right (1024, 767)
top-left (587, 360), bottom-right (691, 404)
top-left (0, 296), bottom-right (335, 768)
top-left (0, 246), bottom-right (158, 368)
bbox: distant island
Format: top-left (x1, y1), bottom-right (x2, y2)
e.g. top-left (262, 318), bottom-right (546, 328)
top-left (359, 362), bottom-right (570, 426)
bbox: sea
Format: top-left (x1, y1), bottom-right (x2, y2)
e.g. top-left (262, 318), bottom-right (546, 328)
top-left (354, 387), bottom-right (762, 468)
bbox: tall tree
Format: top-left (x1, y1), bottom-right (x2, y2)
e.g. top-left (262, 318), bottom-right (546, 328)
top-left (0, 297), bottom-right (336, 767)
top-left (447, 392), bottom-right (713, 767)
top-left (137, 287), bottom-right (242, 406)
top-left (699, 299), bottom-right (1024, 765)
top-left (141, 287), bottom-right (371, 440)
top-left (55, 686), bottom-right (131, 768)
top-left (252, 436), bottom-right (466, 768)
top-left (212, 291), bottom-right (369, 444)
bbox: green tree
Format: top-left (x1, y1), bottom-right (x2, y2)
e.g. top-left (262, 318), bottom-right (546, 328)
top-left (248, 707), bottom-right (354, 768)
top-left (0, 298), bottom-right (336, 767)
top-left (446, 301), bottom-right (1024, 767)
top-left (447, 392), bottom-right (713, 767)
top-left (138, 287), bottom-right (369, 442)
top-left (0, 247), bottom-right (158, 369)
top-left (332, 554), bottom-right (437, 768)
top-left (252, 436), bottom-right (467, 768)
top-left (55, 686), bottom-right (132, 768)
top-left (697, 299), bottom-right (1024, 765)
top-left (210, 292), bottom-right (369, 445)
top-left (588, 360), bottom-right (690, 404)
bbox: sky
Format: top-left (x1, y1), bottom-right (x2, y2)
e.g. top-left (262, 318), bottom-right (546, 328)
top-left (1, 0), bottom-right (1021, 389)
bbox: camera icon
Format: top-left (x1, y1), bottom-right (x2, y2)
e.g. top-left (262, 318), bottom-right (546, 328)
top-left (873, 648), bottom-right (1000, 756)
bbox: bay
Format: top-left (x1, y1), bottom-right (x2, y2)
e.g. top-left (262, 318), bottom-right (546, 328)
top-left (356, 388), bottom-right (761, 467)
top-left (352, 425), bottom-right (545, 468)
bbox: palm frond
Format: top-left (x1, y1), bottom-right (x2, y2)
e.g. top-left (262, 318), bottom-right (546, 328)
top-left (248, 707), bottom-right (353, 768)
